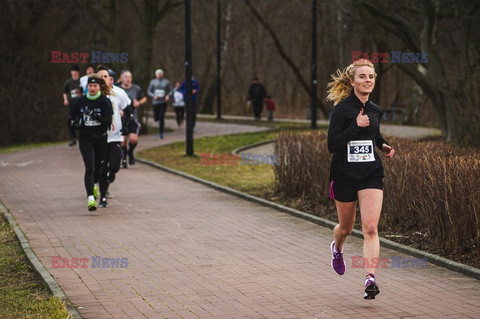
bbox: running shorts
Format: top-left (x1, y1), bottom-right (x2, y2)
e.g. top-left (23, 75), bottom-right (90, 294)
top-left (125, 118), bottom-right (141, 135)
top-left (329, 176), bottom-right (384, 202)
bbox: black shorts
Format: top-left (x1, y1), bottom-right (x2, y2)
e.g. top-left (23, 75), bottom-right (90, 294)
top-left (124, 118), bottom-right (140, 135)
top-left (329, 176), bottom-right (384, 202)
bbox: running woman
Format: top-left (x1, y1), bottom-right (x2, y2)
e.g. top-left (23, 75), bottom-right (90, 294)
top-left (147, 68), bottom-right (171, 139)
top-left (96, 67), bottom-right (130, 208)
top-left (118, 70), bottom-right (147, 167)
top-left (63, 65), bottom-right (82, 147)
top-left (326, 59), bottom-right (395, 300)
top-left (70, 75), bottom-right (113, 211)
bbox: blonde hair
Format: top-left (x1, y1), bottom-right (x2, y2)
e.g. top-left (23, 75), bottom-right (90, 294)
top-left (326, 59), bottom-right (376, 105)
top-left (88, 74), bottom-right (112, 96)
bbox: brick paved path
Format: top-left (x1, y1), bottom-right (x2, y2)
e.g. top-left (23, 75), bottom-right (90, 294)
top-left (1, 119), bottom-right (479, 318)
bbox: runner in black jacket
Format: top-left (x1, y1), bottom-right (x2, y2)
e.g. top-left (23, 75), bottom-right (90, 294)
top-left (328, 94), bottom-right (388, 181)
top-left (326, 59), bottom-right (395, 300)
top-left (70, 75), bottom-right (113, 211)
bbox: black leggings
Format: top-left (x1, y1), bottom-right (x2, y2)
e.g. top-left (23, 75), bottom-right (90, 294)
top-left (253, 101), bottom-right (263, 118)
top-left (153, 103), bottom-right (167, 134)
top-left (99, 142), bottom-right (122, 198)
top-left (78, 133), bottom-right (107, 197)
top-left (174, 107), bottom-right (184, 126)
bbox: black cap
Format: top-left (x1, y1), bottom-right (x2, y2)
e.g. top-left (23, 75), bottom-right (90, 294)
top-left (71, 65), bottom-right (80, 72)
top-left (88, 77), bottom-right (104, 85)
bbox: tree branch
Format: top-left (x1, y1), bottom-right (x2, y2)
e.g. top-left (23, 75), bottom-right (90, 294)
top-left (355, 0), bottom-right (422, 53)
top-left (421, 0), bottom-right (439, 49)
top-left (244, 0), bottom-right (309, 91)
top-left (244, 0), bottom-right (328, 117)
top-left (127, 0), bottom-right (141, 20)
top-left (81, 1), bottom-right (112, 33)
top-left (396, 62), bottom-right (438, 105)
top-left (156, 0), bottom-right (183, 22)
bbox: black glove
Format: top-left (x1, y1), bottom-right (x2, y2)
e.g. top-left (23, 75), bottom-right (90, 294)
top-left (70, 117), bottom-right (81, 129)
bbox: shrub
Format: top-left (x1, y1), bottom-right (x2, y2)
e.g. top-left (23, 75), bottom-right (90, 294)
top-left (273, 131), bottom-right (480, 254)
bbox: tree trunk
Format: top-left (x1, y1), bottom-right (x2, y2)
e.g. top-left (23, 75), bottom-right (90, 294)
top-left (244, 0), bottom-right (329, 118)
top-left (134, 1), bottom-right (155, 133)
top-left (201, 80), bottom-right (217, 114)
top-left (354, 0), bottom-right (456, 138)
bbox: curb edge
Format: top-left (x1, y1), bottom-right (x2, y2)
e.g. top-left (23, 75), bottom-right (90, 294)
top-left (136, 157), bottom-right (480, 280)
top-left (0, 202), bottom-right (83, 319)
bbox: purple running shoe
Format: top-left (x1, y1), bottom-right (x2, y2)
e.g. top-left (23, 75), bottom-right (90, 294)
top-left (330, 241), bottom-right (346, 275)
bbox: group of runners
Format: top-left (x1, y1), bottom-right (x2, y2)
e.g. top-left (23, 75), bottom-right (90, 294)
top-left (64, 59), bottom-right (395, 300)
top-left (63, 64), bottom-right (198, 211)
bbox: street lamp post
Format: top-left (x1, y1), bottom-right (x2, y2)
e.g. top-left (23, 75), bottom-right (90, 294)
top-left (216, 0), bottom-right (222, 120)
top-left (185, 0), bottom-right (194, 155)
top-left (311, 0), bottom-right (318, 129)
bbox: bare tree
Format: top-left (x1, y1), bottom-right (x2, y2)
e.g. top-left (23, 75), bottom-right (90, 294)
top-left (244, 0), bottom-right (329, 118)
top-left (355, 0), bottom-right (480, 143)
top-left (125, 0), bottom-right (183, 131)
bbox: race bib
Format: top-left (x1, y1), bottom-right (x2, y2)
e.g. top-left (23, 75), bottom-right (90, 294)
top-left (155, 89), bottom-right (165, 98)
top-left (347, 140), bottom-right (375, 162)
top-left (71, 89), bottom-right (79, 99)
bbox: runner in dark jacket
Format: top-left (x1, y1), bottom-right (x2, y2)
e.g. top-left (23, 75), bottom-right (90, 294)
top-left (63, 64), bottom-right (82, 146)
top-left (328, 93), bottom-right (388, 181)
top-left (326, 59), bottom-right (395, 300)
top-left (70, 75), bottom-right (113, 211)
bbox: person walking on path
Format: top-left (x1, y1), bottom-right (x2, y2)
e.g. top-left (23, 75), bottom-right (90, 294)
top-left (170, 81), bottom-right (185, 127)
top-left (264, 94), bottom-right (276, 122)
top-left (96, 67), bottom-right (131, 208)
top-left (147, 68), bottom-right (171, 139)
top-left (247, 76), bottom-right (267, 121)
top-left (63, 65), bottom-right (83, 147)
top-left (118, 70), bottom-right (147, 167)
top-left (326, 59), bottom-right (395, 300)
top-left (179, 76), bottom-right (200, 129)
top-left (69, 75), bottom-right (113, 211)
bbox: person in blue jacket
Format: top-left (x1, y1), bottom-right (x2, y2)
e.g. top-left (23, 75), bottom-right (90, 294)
top-left (179, 76), bottom-right (200, 128)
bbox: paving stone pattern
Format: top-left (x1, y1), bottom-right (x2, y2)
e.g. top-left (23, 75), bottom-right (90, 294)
top-left (0, 119), bottom-right (478, 318)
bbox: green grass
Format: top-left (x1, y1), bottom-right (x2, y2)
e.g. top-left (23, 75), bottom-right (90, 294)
top-left (0, 217), bottom-right (69, 318)
top-left (0, 141), bottom-right (64, 153)
top-left (138, 130), bottom-right (276, 196)
top-left (138, 123), bottom-right (327, 197)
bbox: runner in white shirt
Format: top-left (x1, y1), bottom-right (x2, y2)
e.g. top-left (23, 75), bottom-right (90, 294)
top-left (96, 66), bottom-right (131, 208)
top-left (79, 64), bottom-right (95, 94)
